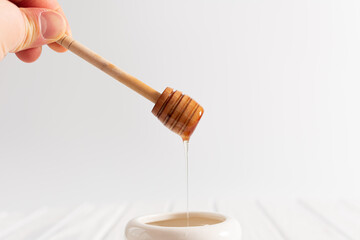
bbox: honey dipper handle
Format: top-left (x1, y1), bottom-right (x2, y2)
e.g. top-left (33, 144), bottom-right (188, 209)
top-left (57, 35), bottom-right (161, 103)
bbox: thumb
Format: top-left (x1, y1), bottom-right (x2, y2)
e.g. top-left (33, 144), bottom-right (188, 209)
top-left (11, 8), bottom-right (67, 53)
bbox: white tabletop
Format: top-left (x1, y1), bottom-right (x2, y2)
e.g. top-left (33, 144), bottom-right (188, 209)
top-left (0, 199), bottom-right (359, 240)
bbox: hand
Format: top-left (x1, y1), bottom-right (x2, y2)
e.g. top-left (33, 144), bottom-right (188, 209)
top-left (0, 0), bottom-right (71, 63)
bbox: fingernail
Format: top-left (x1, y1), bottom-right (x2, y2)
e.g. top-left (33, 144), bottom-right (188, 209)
top-left (40, 11), bottom-right (66, 40)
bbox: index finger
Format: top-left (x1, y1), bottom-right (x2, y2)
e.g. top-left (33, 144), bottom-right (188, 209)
top-left (9, 0), bottom-right (63, 9)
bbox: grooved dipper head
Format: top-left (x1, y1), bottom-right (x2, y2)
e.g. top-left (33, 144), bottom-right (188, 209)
top-left (152, 87), bottom-right (204, 141)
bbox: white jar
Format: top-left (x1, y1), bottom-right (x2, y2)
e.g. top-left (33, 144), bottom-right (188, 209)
top-left (125, 212), bottom-right (241, 240)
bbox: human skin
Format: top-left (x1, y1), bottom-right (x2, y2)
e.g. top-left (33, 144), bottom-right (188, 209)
top-left (0, 0), bottom-right (71, 63)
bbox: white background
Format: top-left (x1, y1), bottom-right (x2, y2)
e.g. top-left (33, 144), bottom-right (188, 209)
top-left (1, 0), bottom-right (360, 210)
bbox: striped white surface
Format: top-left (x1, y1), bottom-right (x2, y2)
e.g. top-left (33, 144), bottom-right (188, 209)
top-left (0, 200), bottom-right (359, 240)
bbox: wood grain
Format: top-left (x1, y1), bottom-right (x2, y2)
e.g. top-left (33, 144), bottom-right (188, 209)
top-left (1, 201), bottom-right (358, 240)
top-left (57, 35), bottom-right (161, 104)
top-left (152, 87), bottom-right (204, 141)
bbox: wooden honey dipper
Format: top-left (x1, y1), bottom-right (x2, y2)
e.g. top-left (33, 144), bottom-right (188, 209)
top-left (57, 35), bottom-right (204, 141)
